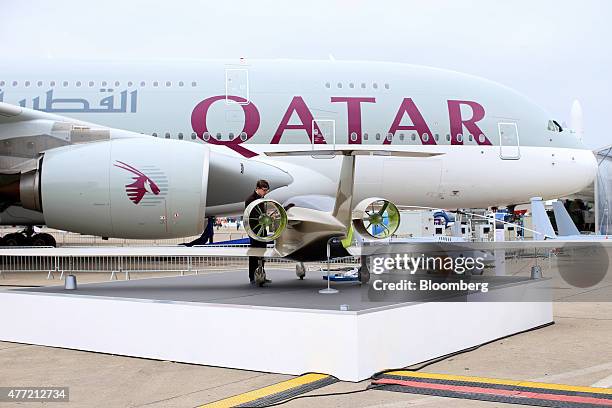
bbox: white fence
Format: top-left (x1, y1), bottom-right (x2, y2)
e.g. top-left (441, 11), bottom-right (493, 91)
top-left (0, 246), bottom-right (360, 280)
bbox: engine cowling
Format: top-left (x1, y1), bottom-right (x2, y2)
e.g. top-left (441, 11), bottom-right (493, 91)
top-left (244, 199), bottom-right (288, 242)
top-left (23, 138), bottom-right (209, 239)
top-left (352, 198), bottom-right (400, 239)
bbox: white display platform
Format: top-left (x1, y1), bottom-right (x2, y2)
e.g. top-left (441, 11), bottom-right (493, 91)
top-left (0, 271), bottom-right (552, 382)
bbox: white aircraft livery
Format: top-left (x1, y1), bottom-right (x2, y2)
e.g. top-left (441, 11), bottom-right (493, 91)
top-left (0, 59), bottom-right (598, 245)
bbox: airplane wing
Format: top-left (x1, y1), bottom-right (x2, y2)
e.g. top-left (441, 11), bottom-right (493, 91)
top-left (0, 102), bottom-right (144, 174)
top-left (265, 149), bottom-right (444, 158)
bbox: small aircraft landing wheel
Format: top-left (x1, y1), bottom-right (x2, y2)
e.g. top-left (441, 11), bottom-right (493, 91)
top-left (254, 266), bottom-right (266, 286)
top-left (471, 267), bottom-right (484, 276)
top-left (30, 233), bottom-right (57, 247)
top-left (296, 262), bottom-right (306, 280)
top-left (358, 266), bottom-right (370, 284)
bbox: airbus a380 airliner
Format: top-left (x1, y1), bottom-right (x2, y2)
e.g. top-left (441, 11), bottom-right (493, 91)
top-left (0, 59), bottom-right (597, 245)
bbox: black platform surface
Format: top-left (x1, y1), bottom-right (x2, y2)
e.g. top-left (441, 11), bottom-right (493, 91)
top-left (12, 269), bottom-right (538, 313)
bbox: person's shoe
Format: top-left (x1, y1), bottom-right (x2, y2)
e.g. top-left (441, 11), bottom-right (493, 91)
top-left (250, 280), bottom-right (257, 286)
top-left (264, 278), bottom-right (272, 284)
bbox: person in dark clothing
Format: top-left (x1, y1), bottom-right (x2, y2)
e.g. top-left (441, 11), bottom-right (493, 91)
top-left (182, 216), bottom-right (215, 247)
top-left (245, 180), bottom-right (271, 285)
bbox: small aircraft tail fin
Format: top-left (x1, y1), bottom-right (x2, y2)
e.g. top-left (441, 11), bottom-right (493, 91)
top-left (530, 197), bottom-right (556, 240)
top-left (552, 201), bottom-right (580, 236)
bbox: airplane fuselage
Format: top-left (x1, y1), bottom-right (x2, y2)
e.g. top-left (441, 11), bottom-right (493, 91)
top-left (0, 59), bottom-right (597, 215)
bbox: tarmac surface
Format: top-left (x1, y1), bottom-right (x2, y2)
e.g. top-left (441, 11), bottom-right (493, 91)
top-left (1, 269), bottom-right (611, 407)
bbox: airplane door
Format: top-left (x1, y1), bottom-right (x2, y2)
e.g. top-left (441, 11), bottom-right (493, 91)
top-left (225, 68), bottom-right (249, 104)
top-left (311, 119), bottom-right (335, 158)
top-left (498, 122), bottom-right (520, 160)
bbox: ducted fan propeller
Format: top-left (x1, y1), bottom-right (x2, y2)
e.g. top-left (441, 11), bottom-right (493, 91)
top-left (244, 199), bottom-right (288, 242)
top-left (352, 198), bottom-right (400, 239)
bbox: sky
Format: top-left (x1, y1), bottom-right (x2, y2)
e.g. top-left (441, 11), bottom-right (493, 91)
top-left (2, 0), bottom-right (611, 149)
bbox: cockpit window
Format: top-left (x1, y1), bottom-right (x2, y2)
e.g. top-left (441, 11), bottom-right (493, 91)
top-left (547, 120), bottom-right (563, 132)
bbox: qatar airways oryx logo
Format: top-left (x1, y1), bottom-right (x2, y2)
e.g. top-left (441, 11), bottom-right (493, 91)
top-left (114, 161), bottom-right (168, 206)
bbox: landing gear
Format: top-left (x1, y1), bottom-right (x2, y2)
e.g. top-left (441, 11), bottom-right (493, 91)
top-left (254, 259), bottom-right (269, 287)
top-left (296, 262), bottom-right (306, 280)
top-left (30, 233), bottom-right (56, 247)
top-left (0, 226), bottom-right (57, 247)
top-left (1, 233), bottom-right (27, 246)
top-left (254, 266), bottom-right (266, 286)
top-left (357, 266), bottom-right (370, 284)
top-left (357, 256), bottom-right (371, 284)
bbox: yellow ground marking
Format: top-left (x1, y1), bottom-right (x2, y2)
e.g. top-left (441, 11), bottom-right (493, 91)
top-left (200, 373), bottom-right (331, 408)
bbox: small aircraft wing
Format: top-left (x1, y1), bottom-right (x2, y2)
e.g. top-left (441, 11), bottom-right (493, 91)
top-left (265, 149), bottom-right (444, 158)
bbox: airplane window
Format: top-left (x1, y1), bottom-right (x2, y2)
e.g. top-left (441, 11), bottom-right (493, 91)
top-left (364, 133), bottom-right (369, 140)
top-left (12, 81), bottom-right (18, 86)
top-left (240, 132), bottom-right (247, 141)
top-left (153, 81), bottom-right (159, 87)
top-left (25, 81), bottom-right (31, 87)
top-left (62, 81), bottom-right (68, 87)
top-left (115, 81), bottom-right (120, 87)
top-left (361, 83), bottom-right (366, 89)
top-left (350, 132), bottom-right (357, 142)
top-left (165, 132), bottom-right (171, 139)
top-left (553, 120), bottom-right (563, 132)
top-left (384, 83), bottom-right (389, 89)
top-left (411, 133), bottom-right (416, 141)
top-left (469, 134), bottom-right (473, 142)
top-left (457, 134), bottom-right (463, 142)
top-left (375, 133), bottom-right (381, 140)
top-left (435, 134), bottom-right (439, 141)
top-left (178, 133), bottom-right (184, 140)
top-left (191, 81), bottom-right (197, 87)
top-left (478, 134), bottom-right (485, 143)
top-left (373, 83), bottom-right (378, 89)
top-left (128, 81), bottom-right (133, 87)
top-left (349, 83), bottom-right (354, 88)
top-left (229, 132), bottom-right (235, 140)
top-left (191, 133), bottom-right (197, 140)
top-left (102, 81), bottom-right (107, 87)
top-left (203, 132), bottom-right (210, 141)
top-left (88, 81), bottom-right (94, 87)
top-left (179, 81), bottom-right (184, 87)
top-left (165, 81), bottom-right (171, 87)
top-left (75, 81), bottom-right (81, 87)
top-left (325, 82), bottom-right (330, 88)
top-left (152, 133), bottom-right (158, 137)
top-left (337, 82), bottom-right (342, 88)
top-left (400, 133), bottom-right (405, 141)
top-left (0, 81), bottom-right (5, 86)
top-left (423, 133), bottom-right (429, 142)
top-left (386, 133), bottom-right (393, 141)
top-left (50, 81), bottom-right (56, 87)
top-left (447, 134), bottom-right (451, 142)
top-left (216, 132), bottom-right (222, 140)
top-left (37, 81), bottom-right (43, 87)
top-left (140, 81), bottom-right (146, 87)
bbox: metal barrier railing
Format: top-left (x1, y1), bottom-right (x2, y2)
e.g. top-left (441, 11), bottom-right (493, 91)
top-left (0, 247), bottom-right (360, 281)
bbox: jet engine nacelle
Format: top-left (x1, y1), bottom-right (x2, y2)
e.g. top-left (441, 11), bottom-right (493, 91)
top-left (22, 138), bottom-right (210, 239)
